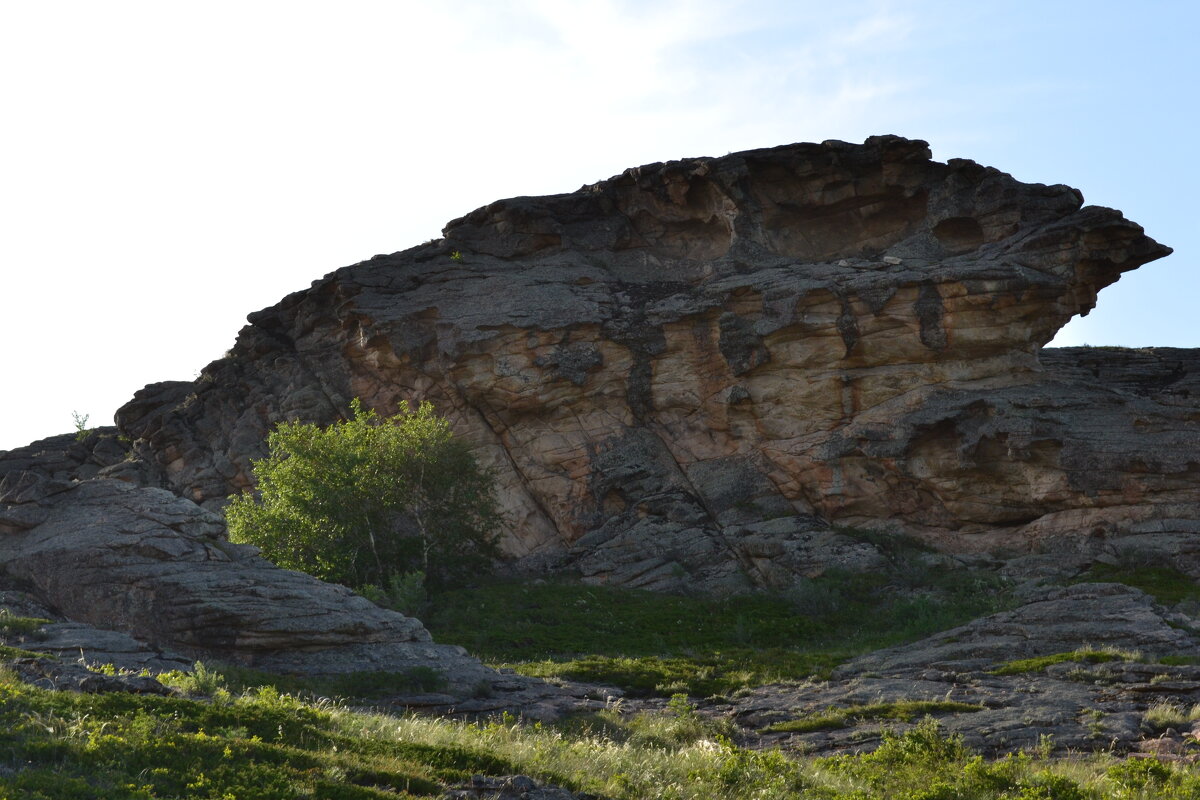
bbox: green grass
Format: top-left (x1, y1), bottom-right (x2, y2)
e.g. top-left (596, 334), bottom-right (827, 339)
top-left (423, 563), bottom-right (1013, 697)
top-left (762, 701), bottom-right (985, 733)
top-left (0, 644), bottom-right (48, 660)
top-left (0, 610), bottom-right (50, 638)
top-left (158, 661), bottom-right (448, 700)
top-left (1074, 564), bottom-right (1200, 606)
top-left (8, 666), bottom-right (1200, 800)
top-left (1142, 700), bottom-right (1200, 733)
top-left (990, 648), bottom-right (1139, 676)
top-left (514, 650), bottom-right (844, 697)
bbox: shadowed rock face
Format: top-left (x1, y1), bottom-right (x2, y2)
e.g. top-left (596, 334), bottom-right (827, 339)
top-left (112, 135), bottom-right (1192, 592)
top-left (0, 449), bottom-right (497, 688)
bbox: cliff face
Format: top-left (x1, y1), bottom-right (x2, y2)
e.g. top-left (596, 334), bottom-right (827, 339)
top-left (115, 136), bottom-right (1195, 592)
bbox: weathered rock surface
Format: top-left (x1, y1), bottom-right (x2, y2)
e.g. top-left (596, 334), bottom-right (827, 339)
top-left (835, 582), bottom-right (1200, 678)
top-left (109, 135), bottom-right (1191, 590)
top-left (711, 583), bottom-right (1200, 757)
top-left (5, 657), bottom-right (177, 696)
top-left (0, 472), bottom-right (500, 691)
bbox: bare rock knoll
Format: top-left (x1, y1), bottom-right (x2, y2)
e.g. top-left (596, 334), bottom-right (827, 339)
top-left (0, 434), bottom-right (499, 690)
top-left (114, 135), bottom-right (1195, 592)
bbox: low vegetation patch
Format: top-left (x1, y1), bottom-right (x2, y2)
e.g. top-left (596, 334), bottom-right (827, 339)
top-left (990, 647), bottom-right (1140, 676)
top-left (1074, 564), bottom-right (1200, 606)
top-left (1142, 700), bottom-right (1200, 733)
top-left (424, 561), bottom-right (1013, 697)
top-left (0, 644), bottom-right (47, 660)
top-left (0, 610), bottom-right (50, 639)
top-left (763, 701), bottom-right (985, 734)
top-left (158, 661), bottom-right (447, 700)
top-left (8, 665), bottom-right (1200, 799)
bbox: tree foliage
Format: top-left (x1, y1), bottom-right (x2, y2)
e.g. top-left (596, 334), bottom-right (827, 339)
top-left (226, 399), bottom-right (500, 590)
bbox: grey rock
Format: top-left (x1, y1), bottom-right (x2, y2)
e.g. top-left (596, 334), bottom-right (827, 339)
top-left (6, 657), bottom-right (175, 695)
top-left (836, 583), bottom-right (1200, 678)
top-left (714, 584), bottom-right (1200, 757)
top-left (0, 475), bottom-right (498, 691)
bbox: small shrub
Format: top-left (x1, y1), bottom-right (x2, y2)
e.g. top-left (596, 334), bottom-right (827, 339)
top-left (1107, 757), bottom-right (1174, 790)
top-left (226, 399), bottom-right (500, 591)
top-left (158, 661), bottom-right (228, 696)
top-left (1015, 772), bottom-right (1086, 800)
top-left (71, 410), bottom-right (91, 442)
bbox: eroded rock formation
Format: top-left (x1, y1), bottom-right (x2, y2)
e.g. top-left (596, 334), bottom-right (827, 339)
top-left (0, 435), bottom-right (497, 690)
top-left (110, 135), bottom-right (1195, 592)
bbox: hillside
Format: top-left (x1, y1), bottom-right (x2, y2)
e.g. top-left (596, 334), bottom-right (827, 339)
top-left (3, 136), bottom-right (1200, 796)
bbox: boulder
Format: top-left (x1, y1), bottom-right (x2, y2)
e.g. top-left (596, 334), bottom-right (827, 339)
top-left (0, 473), bottom-right (497, 690)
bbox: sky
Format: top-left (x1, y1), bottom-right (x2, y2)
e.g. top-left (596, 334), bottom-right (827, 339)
top-left (1, 0), bottom-right (1196, 452)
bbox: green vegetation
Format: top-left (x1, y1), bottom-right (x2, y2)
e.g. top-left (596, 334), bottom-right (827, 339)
top-left (423, 563), bottom-right (1013, 697)
top-left (990, 647), bottom-right (1139, 676)
top-left (1142, 700), bottom-right (1200, 733)
top-left (762, 700), bottom-right (985, 734)
top-left (0, 610), bottom-right (50, 639)
top-left (0, 644), bottom-right (47, 660)
top-left (7, 666), bottom-right (1200, 800)
top-left (1074, 563), bottom-right (1200, 607)
top-left (157, 662), bottom-right (447, 701)
top-left (226, 399), bottom-right (499, 591)
top-left (70, 410), bottom-right (90, 442)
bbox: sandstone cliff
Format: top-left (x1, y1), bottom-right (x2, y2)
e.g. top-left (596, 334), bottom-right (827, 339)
top-left (109, 135), bottom-right (1193, 592)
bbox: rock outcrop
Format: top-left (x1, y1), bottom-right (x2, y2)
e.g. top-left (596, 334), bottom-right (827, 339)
top-left (109, 135), bottom-right (1192, 592)
top-left (724, 583), bottom-right (1200, 757)
top-left (0, 437), bottom-right (498, 690)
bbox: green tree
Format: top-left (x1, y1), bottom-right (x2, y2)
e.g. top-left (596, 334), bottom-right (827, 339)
top-left (225, 399), bottom-right (500, 590)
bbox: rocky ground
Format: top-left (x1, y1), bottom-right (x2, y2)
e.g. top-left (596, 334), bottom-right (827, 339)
top-left (9, 558), bottom-right (1200, 761)
top-left (604, 582), bottom-right (1200, 760)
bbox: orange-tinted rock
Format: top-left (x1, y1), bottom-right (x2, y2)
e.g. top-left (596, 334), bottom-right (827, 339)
top-left (115, 136), bottom-right (1191, 591)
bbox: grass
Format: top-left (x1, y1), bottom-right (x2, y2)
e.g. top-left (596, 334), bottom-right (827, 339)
top-left (990, 647), bottom-right (1140, 676)
top-left (157, 661), bottom-right (448, 700)
top-left (7, 665), bottom-right (1200, 799)
top-left (423, 561), bottom-right (1013, 697)
top-left (1142, 700), bottom-right (1200, 733)
top-left (762, 700), bottom-right (985, 734)
top-left (1073, 564), bottom-right (1200, 606)
top-left (0, 644), bottom-right (48, 660)
top-left (0, 610), bottom-right (50, 639)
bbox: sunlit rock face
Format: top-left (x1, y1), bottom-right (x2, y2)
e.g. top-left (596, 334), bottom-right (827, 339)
top-left (116, 135), bottom-right (1194, 592)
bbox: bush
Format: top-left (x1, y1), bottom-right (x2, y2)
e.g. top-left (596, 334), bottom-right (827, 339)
top-left (226, 399), bottom-right (500, 590)
top-left (359, 571), bottom-right (429, 616)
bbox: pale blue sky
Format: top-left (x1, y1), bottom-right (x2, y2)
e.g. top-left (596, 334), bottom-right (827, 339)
top-left (1, 1), bottom-right (1195, 450)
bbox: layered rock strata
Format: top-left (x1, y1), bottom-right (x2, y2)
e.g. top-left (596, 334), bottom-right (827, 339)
top-left (110, 135), bottom-right (1192, 591)
top-left (0, 445), bottom-right (498, 689)
top-left (726, 583), bottom-right (1200, 757)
